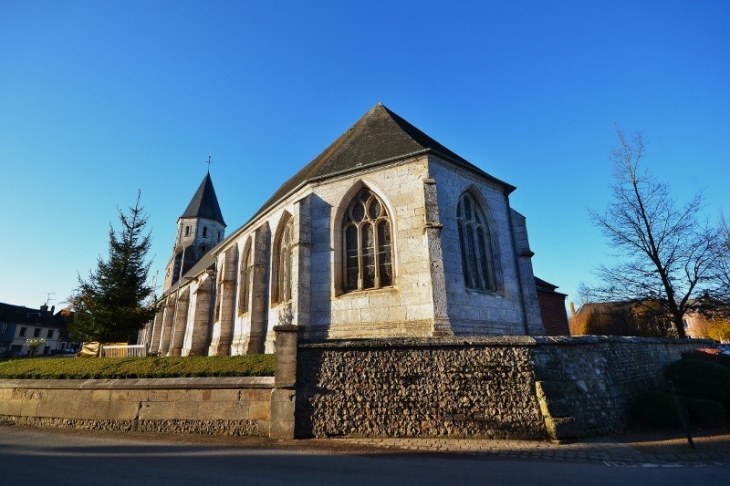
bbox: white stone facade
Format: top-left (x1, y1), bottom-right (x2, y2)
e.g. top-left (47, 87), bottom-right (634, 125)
top-left (141, 104), bottom-right (545, 356)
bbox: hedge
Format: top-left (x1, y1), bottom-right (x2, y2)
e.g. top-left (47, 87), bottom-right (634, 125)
top-left (0, 355), bottom-right (275, 379)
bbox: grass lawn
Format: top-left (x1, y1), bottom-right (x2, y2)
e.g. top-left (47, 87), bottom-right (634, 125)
top-left (0, 355), bottom-right (275, 379)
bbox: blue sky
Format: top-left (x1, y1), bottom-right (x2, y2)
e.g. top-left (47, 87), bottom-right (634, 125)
top-left (1, 0), bottom-right (728, 312)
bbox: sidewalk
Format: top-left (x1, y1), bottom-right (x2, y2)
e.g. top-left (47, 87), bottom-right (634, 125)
top-left (3, 422), bottom-right (728, 467)
top-left (323, 431), bottom-right (730, 466)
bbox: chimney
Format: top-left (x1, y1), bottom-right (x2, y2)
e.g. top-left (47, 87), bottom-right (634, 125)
top-left (40, 304), bottom-right (48, 313)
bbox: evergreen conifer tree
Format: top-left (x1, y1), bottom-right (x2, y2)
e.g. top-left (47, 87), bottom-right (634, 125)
top-left (69, 192), bottom-right (157, 343)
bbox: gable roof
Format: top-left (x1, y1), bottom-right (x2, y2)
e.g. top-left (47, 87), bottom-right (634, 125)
top-left (0, 302), bottom-right (67, 329)
top-left (171, 103), bottom-right (515, 291)
top-left (251, 103), bottom-right (514, 222)
top-left (180, 173), bottom-right (225, 225)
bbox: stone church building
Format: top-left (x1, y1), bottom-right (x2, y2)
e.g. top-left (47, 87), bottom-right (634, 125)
top-left (141, 103), bottom-right (550, 356)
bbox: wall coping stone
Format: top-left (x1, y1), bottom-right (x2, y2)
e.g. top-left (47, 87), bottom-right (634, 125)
top-left (0, 376), bottom-right (275, 390)
top-left (298, 335), bottom-right (714, 349)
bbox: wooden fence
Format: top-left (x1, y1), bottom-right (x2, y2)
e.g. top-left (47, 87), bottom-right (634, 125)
top-left (100, 344), bottom-right (147, 358)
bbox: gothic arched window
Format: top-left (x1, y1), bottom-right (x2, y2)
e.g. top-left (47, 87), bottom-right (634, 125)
top-left (273, 216), bottom-right (293, 304)
top-left (238, 239), bottom-right (253, 315)
top-left (214, 260), bottom-right (224, 321)
top-left (342, 189), bottom-right (393, 292)
top-left (457, 192), bottom-right (497, 291)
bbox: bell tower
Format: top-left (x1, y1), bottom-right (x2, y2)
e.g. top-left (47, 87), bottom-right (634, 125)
top-left (164, 172), bottom-right (226, 291)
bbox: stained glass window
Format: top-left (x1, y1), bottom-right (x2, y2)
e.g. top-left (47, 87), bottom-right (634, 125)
top-left (457, 193), bottom-right (497, 291)
top-left (342, 189), bottom-right (394, 292)
top-left (273, 217), bottom-right (294, 303)
top-left (238, 240), bottom-right (252, 314)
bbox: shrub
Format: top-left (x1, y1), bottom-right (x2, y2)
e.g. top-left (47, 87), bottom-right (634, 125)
top-left (632, 389), bottom-right (728, 429)
top-left (681, 349), bottom-right (730, 371)
top-left (665, 358), bottom-right (730, 404)
top-left (632, 389), bottom-right (682, 427)
top-left (0, 355), bottom-right (276, 379)
top-left (684, 397), bottom-right (728, 429)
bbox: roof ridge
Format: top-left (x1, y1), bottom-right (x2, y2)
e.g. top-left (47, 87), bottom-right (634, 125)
top-left (220, 104), bottom-right (513, 256)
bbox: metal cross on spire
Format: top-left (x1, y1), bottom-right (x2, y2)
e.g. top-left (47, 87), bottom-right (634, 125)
top-left (205, 155), bottom-right (213, 173)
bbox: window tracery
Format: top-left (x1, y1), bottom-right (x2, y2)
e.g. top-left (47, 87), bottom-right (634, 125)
top-left (273, 216), bottom-right (293, 304)
top-left (457, 192), bottom-right (497, 291)
top-left (342, 189), bottom-right (393, 292)
top-left (238, 239), bottom-right (252, 314)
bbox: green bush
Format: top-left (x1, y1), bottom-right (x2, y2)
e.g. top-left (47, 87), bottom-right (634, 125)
top-left (632, 389), bottom-right (682, 427)
top-left (681, 349), bottom-right (730, 372)
top-left (0, 355), bottom-right (275, 379)
top-left (684, 397), bottom-right (728, 429)
top-left (632, 389), bottom-right (728, 429)
top-left (665, 358), bottom-right (730, 404)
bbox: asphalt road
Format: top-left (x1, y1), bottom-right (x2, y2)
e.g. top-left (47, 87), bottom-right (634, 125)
top-left (0, 425), bottom-right (727, 486)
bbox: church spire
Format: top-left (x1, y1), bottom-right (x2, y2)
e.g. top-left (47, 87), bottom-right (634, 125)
top-left (164, 172), bottom-right (227, 291)
top-left (180, 172), bottom-right (225, 225)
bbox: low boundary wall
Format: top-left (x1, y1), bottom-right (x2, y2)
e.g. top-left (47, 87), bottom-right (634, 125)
top-left (0, 326), bottom-right (299, 439)
top-left (0, 331), bottom-right (710, 441)
top-left (0, 377), bottom-right (275, 436)
top-left (295, 336), bottom-right (708, 440)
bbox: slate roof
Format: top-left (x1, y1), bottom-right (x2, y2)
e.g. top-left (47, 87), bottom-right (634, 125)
top-left (181, 172), bottom-right (225, 225)
top-left (165, 244), bottom-right (220, 295)
top-left (0, 302), bottom-right (66, 329)
top-left (251, 103), bottom-right (514, 222)
top-left (535, 277), bottom-right (567, 297)
top-left (168, 103), bottom-right (514, 292)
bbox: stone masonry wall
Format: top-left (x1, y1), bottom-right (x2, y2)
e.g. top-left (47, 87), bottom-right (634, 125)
top-left (296, 337), bottom-right (548, 439)
top-left (0, 327), bottom-right (299, 440)
top-left (428, 159), bottom-right (538, 336)
top-left (531, 336), bottom-right (705, 439)
top-left (295, 336), bottom-right (708, 440)
top-left (0, 377), bottom-right (274, 437)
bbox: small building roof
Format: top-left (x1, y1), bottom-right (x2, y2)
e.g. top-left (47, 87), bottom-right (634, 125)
top-left (534, 277), bottom-right (566, 296)
top-left (180, 173), bottom-right (225, 225)
top-left (0, 302), bottom-right (67, 329)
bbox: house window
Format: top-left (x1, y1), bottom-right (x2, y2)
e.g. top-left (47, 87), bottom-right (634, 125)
top-left (19, 327), bottom-right (26, 337)
top-left (238, 240), bottom-right (253, 314)
top-left (342, 189), bottom-right (393, 292)
top-left (1, 323), bottom-right (6, 334)
top-left (185, 225), bottom-right (190, 237)
top-left (203, 226), bottom-right (208, 238)
top-left (272, 216), bottom-right (294, 304)
top-left (457, 192), bottom-right (497, 291)
top-left (47, 329), bottom-right (54, 339)
top-left (33, 328), bottom-right (41, 337)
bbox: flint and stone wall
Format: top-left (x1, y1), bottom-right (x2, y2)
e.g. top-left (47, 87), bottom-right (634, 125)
top-left (295, 336), bottom-right (708, 440)
top-left (0, 333), bottom-right (708, 441)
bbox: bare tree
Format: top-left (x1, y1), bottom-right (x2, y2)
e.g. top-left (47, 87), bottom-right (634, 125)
top-left (581, 128), bottom-right (721, 338)
top-left (715, 215), bottom-right (730, 303)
